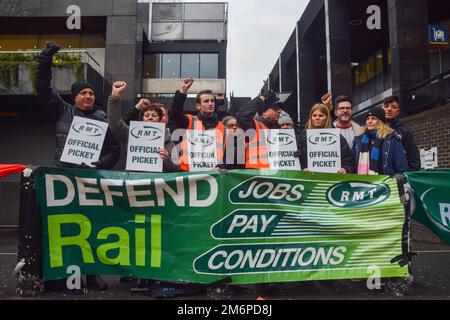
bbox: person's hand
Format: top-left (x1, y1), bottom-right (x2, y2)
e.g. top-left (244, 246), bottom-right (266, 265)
top-left (136, 99), bottom-right (151, 111)
top-left (181, 77), bottom-right (194, 94)
top-left (111, 81), bottom-right (127, 98)
top-left (321, 92), bottom-right (333, 111)
top-left (41, 41), bottom-right (60, 57)
top-left (158, 148), bottom-right (170, 162)
top-left (262, 90), bottom-right (279, 105)
top-left (80, 162), bottom-right (96, 169)
top-left (337, 168), bottom-right (347, 175)
top-left (91, 160), bottom-right (103, 168)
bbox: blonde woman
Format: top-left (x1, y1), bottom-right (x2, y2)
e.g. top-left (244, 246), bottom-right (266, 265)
top-left (353, 107), bottom-right (408, 175)
top-left (296, 103), bottom-right (354, 173)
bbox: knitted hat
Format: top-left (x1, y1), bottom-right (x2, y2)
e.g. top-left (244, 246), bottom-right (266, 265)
top-left (259, 100), bottom-right (284, 114)
top-left (278, 111), bottom-right (294, 126)
top-left (366, 107), bottom-right (386, 123)
top-left (71, 81), bottom-right (95, 100)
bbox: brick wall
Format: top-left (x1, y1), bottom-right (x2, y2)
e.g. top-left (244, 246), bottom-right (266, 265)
top-left (401, 103), bottom-right (450, 169)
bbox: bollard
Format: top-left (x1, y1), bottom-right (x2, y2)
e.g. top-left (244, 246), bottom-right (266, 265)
top-left (16, 167), bottom-right (44, 297)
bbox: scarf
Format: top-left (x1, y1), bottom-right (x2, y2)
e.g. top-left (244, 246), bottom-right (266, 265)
top-left (357, 130), bottom-right (383, 175)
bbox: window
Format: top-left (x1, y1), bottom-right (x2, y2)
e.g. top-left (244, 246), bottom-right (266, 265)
top-left (359, 61), bottom-right (367, 84)
top-left (0, 34), bottom-right (105, 51)
top-left (375, 50), bottom-right (383, 75)
top-left (181, 54), bottom-right (200, 78)
top-left (200, 54), bottom-right (218, 78)
top-left (144, 53), bottom-right (219, 79)
top-left (143, 54), bottom-right (160, 78)
top-left (366, 55), bottom-right (375, 81)
top-left (161, 54), bottom-right (180, 78)
top-left (152, 4), bottom-right (183, 21)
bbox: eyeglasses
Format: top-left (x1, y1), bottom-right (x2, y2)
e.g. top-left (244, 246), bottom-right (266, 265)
top-left (337, 107), bottom-right (352, 111)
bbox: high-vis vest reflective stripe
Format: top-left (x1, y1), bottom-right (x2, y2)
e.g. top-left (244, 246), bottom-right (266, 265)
top-left (179, 115), bottom-right (225, 172)
top-left (245, 119), bottom-right (270, 169)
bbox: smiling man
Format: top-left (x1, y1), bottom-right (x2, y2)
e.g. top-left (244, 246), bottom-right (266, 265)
top-left (332, 95), bottom-right (364, 149)
top-left (36, 42), bottom-right (120, 171)
top-left (36, 42), bottom-right (121, 292)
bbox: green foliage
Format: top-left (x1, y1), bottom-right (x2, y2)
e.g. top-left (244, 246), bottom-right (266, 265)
top-left (0, 52), bottom-right (85, 91)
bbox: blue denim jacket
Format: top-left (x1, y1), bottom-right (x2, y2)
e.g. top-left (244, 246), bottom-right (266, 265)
top-left (353, 132), bottom-right (409, 176)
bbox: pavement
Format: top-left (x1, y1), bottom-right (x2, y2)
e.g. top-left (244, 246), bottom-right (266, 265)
top-left (1, 226), bottom-right (450, 300)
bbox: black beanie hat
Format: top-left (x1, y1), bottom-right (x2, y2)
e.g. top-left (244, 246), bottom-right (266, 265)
top-left (259, 101), bottom-right (284, 114)
top-left (71, 81), bottom-right (95, 100)
top-left (366, 106), bottom-right (386, 123)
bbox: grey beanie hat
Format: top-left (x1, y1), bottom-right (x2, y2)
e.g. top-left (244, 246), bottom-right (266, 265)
top-left (278, 111), bottom-right (294, 126)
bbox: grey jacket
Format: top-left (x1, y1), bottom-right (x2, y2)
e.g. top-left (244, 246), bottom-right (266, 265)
top-left (107, 97), bottom-right (178, 173)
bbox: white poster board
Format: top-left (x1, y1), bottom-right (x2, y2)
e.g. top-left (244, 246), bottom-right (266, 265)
top-left (264, 129), bottom-right (301, 171)
top-left (60, 116), bottom-right (108, 166)
top-left (187, 130), bottom-right (218, 172)
top-left (126, 122), bottom-right (166, 172)
top-left (307, 129), bottom-right (341, 173)
top-left (420, 147), bottom-right (438, 170)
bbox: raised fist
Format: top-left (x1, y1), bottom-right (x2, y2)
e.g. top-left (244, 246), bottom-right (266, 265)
top-left (181, 77), bottom-right (194, 94)
top-left (321, 92), bottom-right (333, 111)
top-left (41, 41), bottom-right (60, 57)
top-left (263, 90), bottom-right (279, 105)
top-left (136, 99), bottom-right (151, 111)
top-left (112, 81), bottom-right (127, 97)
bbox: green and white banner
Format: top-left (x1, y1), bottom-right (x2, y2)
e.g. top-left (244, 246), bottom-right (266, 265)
top-left (34, 167), bottom-right (409, 284)
top-left (407, 170), bottom-right (450, 245)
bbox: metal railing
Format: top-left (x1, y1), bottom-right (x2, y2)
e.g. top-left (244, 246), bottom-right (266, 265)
top-left (0, 49), bottom-right (101, 73)
top-left (406, 69), bottom-right (450, 112)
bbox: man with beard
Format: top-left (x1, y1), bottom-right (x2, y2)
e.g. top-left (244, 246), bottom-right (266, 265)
top-left (322, 93), bottom-right (364, 149)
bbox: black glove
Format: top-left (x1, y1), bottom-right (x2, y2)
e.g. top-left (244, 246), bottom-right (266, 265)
top-left (40, 41), bottom-right (60, 57)
top-left (91, 160), bottom-right (103, 169)
top-left (80, 163), bottom-right (95, 169)
top-left (263, 90), bottom-right (279, 105)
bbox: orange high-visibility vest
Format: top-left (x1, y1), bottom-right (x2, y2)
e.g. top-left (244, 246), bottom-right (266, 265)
top-left (179, 115), bottom-right (225, 172)
top-left (245, 119), bottom-right (270, 169)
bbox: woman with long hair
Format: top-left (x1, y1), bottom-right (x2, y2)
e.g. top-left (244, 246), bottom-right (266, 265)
top-left (353, 107), bottom-right (408, 175)
top-left (296, 103), bottom-right (354, 173)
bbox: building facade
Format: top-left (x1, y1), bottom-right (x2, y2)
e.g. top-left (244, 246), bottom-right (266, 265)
top-left (261, 0), bottom-right (450, 169)
top-left (142, 2), bottom-right (228, 112)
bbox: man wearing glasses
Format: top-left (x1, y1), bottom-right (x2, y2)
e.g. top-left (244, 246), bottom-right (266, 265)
top-left (323, 93), bottom-right (364, 148)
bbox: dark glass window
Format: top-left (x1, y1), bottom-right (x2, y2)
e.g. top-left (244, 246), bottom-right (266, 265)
top-left (200, 54), bottom-right (218, 78)
top-left (144, 53), bottom-right (219, 79)
top-left (162, 54), bottom-right (180, 78)
top-left (181, 54), bottom-right (200, 78)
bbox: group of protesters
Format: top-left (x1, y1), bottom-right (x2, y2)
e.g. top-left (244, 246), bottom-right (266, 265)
top-left (35, 41), bottom-right (420, 295)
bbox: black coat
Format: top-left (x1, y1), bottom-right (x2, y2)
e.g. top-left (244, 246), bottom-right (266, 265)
top-left (170, 91), bottom-right (220, 130)
top-left (36, 53), bottom-right (120, 170)
top-left (388, 119), bottom-right (421, 171)
top-left (236, 97), bottom-right (280, 131)
top-left (296, 129), bottom-right (354, 173)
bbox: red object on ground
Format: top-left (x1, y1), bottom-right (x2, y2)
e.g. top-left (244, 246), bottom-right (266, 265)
top-left (0, 164), bottom-right (30, 178)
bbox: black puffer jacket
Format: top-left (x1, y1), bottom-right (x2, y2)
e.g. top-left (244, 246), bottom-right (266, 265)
top-left (36, 53), bottom-right (120, 169)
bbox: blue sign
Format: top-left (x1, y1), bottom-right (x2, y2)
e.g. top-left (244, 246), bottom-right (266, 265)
top-left (429, 24), bottom-right (448, 44)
